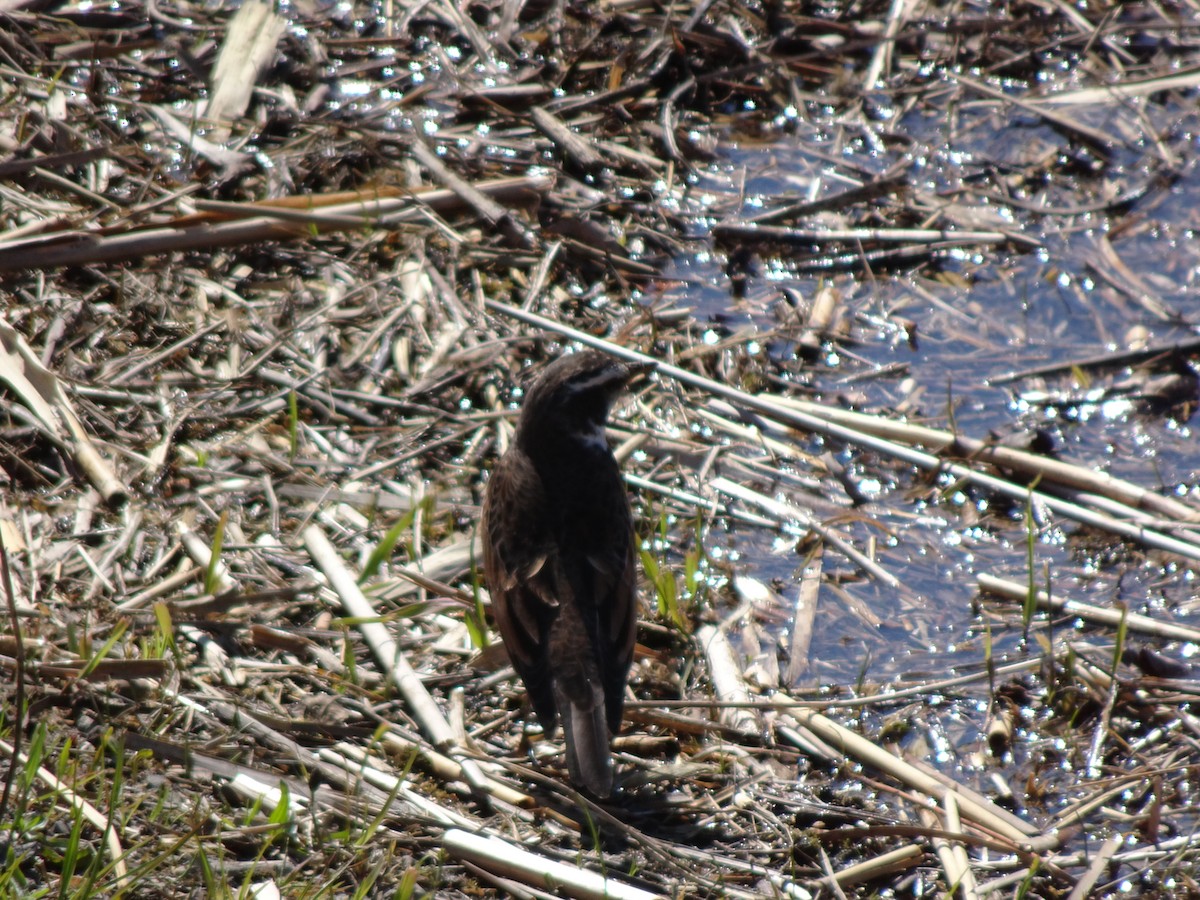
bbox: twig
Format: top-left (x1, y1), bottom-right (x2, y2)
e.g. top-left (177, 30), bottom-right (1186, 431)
top-left (926, 793), bottom-right (980, 899)
top-left (1065, 834), bottom-right (1124, 900)
top-left (321, 743), bottom-right (496, 828)
top-left (1039, 66), bottom-right (1200, 106)
top-left (205, 0), bottom-right (287, 122)
top-left (530, 108), bottom-right (604, 170)
top-left (483, 299), bottom-right (1200, 562)
top-left (862, 0), bottom-right (909, 90)
top-left (744, 172), bottom-right (907, 224)
top-left (695, 625), bottom-right (758, 735)
top-left (986, 336), bottom-right (1200, 386)
top-left (770, 396), bottom-right (1199, 523)
top-left (784, 545), bottom-right (822, 683)
top-left (443, 828), bottom-right (662, 900)
top-left (783, 705), bottom-right (1050, 848)
top-left (0, 177), bottom-right (553, 272)
top-left (409, 138), bottom-right (537, 250)
top-left (711, 223), bottom-right (1038, 251)
top-left (0, 528), bottom-right (23, 863)
top-left (978, 573), bottom-right (1200, 644)
top-left (711, 475), bottom-right (901, 588)
top-left (0, 319), bottom-right (128, 506)
top-left (302, 525), bottom-right (497, 800)
top-left (0, 737), bottom-right (128, 887)
top-left (954, 74), bottom-right (1116, 159)
top-left (815, 843), bottom-right (923, 890)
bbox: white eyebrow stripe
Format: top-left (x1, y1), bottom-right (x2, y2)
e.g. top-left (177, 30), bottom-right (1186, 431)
top-left (566, 370), bottom-right (623, 393)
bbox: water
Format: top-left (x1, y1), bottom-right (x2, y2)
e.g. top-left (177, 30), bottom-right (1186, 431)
top-left (644, 92), bottom-right (1200, 692)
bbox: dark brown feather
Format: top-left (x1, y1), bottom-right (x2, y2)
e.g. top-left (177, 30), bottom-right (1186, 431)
top-left (481, 350), bottom-right (650, 796)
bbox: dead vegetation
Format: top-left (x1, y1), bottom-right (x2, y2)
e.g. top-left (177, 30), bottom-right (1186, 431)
top-left (2, 0), bottom-right (1200, 896)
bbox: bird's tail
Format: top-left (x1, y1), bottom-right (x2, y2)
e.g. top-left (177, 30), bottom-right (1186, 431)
top-left (555, 680), bottom-right (613, 797)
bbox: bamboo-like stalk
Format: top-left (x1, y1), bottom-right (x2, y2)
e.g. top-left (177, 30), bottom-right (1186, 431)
top-left (711, 475), bottom-right (901, 588)
top-left (815, 843), bottom-right (923, 889)
top-left (320, 743), bottom-right (483, 829)
top-left (927, 792), bottom-right (980, 900)
top-left (376, 730), bottom-right (532, 809)
top-left (443, 829), bottom-right (662, 900)
top-left (303, 525), bottom-right (497, 800)
top-left (783, 706), bottom-right (1052, 848)
top-left (484, 301), bottom-right (1200, 562)
top-left (770, 396), bottom-right (1197, 524)
top-left (784, 545), bottom-right (822, 683)
top-left (0, 320), bottom-right (127, 506)
top-left (978, 573), bottom-right (1200, 644)
top-left (0, 177), bottom-right (552, 272)
top-left (0, 737), bottom-right (128, 888)
top-left (695, 624), bottom-right (758, 735)
top-left (1064, 834), bottom-right (1124, 900)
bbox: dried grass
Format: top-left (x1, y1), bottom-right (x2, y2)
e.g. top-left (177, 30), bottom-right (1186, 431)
top-left (2, 0), bottom-right (1200, 896)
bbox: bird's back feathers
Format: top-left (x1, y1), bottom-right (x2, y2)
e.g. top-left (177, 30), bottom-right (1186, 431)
top-left (481, 351), bottom-right (647, 797)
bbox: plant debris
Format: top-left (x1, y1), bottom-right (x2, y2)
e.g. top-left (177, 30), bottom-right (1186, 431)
top-left (2, 0), bottom-right (1200, 896)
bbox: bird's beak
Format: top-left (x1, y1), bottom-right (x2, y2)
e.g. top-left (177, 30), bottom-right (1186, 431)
top-left (622, 360), bottom-right (657, 382)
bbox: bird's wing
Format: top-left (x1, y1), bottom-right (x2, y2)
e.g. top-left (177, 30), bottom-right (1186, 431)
top-left (482, 449), bottom-right (560, 728)
top-left (583, 491), bottom-right (638, 734)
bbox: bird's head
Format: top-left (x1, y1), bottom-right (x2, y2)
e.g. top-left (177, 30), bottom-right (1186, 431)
top-left (516, 350), bottom-right (654, 450)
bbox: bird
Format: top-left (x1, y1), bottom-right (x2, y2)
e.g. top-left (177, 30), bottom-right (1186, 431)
top-left (481, 350), bottom-right (652, 797)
